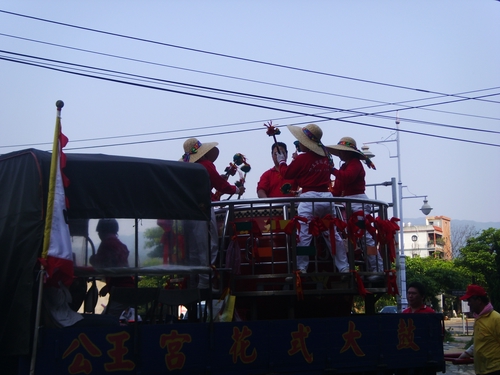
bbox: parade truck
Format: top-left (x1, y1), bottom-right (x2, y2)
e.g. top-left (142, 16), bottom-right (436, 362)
top-left (0, 147), bottom-right (445, 375)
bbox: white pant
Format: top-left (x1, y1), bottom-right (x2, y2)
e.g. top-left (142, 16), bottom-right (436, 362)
top-left (296, 191), bottom-right (349, 272)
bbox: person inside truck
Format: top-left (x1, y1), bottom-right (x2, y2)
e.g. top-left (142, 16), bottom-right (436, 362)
top-left (402, 281), bottom-right (435, 313)
top-left (277, 124), bottom-right (349, 278)
top-left (89, 219), bottom-right (135, 316)
top-left (181, 137), bottom-right (245, 290)
top-left (327, 136), bottom-right (384, 283)
top-left (257, 142), bottom-right (298, 198)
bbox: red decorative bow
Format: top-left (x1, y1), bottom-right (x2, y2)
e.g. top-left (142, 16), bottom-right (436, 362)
top-left (374, 217), bottom-right (400, 264)
top-left (294, 270), bottom-right (304, 301)
top-left (284, 216), bottom-right (308, 243)
top-left (308, 217), bottom-right (328, 236)
top-left (385, 269), bottom-right (399, 295)
top-left (322, 214), bottom-right (347, 255)
top-left (346, 210), bottom-right (366, 246)
top-left (353, 270), bottom-right (370, 297)
top-left (364, 214), bottom-right (378, 243)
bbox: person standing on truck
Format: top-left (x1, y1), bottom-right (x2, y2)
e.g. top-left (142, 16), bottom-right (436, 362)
top-left (181, 137), bottom-right (245, 290)
top-left (402, 281), bottom-right (435, 313)
top-left (257, 142), bottom-right (298, 198)
top-left (89, 219), bottom-right (134, 316)
top-left (277, 124), bottom-right (349, 277)
top-left (458, 284), bottom-right (500, 375)
top-left (326, 136), bottom-right (384, 283)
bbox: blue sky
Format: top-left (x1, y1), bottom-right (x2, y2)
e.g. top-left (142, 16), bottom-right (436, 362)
top-left (1, 1), bottom-right (499, 224)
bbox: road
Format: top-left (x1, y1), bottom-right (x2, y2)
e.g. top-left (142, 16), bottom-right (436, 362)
top-left (444, 316), bottom-right (474, 337)
top-left (443, 318), bottom-right (474, 375)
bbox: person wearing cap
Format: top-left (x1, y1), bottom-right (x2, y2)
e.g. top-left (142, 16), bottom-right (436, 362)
top-left (181, 138), bottom-right (245, 289)
top-left (257, 142), bottom-right (298, 198)
top-left (277, 124), bottom-right (349, 276)
top-left (402, 281), bottom-right (435, 313)
top-left (90, 219), bottom-right (135, 316)
top-left (458, 284), bottom-right (500, 375)
top-left (326, 136), bottom-right (383, 283)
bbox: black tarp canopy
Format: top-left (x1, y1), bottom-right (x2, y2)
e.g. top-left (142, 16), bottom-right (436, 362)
top-left (0, 148), bottom-right (210, 356)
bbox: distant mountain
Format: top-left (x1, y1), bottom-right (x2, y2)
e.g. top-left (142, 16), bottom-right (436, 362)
top-left (404, 218), bottom-right (500, 232)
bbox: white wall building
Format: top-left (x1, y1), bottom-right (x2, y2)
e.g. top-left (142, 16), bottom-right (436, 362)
top-left (401, 216), bottom-right (451, 259)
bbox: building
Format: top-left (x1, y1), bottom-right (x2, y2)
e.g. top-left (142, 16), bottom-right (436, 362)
top-left (402, 216), bottom-right (451, 259)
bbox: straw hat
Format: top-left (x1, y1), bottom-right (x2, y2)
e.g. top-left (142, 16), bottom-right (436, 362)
top-left (287, 124), bottom-right (326, 156)
top-left (180, 137), bottom-right (219, 163)
top-left (326, 137), bottom-right (367, 160)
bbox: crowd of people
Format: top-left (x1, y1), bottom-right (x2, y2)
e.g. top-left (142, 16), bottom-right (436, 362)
top-left (176, 123), bottom-right (387, 288)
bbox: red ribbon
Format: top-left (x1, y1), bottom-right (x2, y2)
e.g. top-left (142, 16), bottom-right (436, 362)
top-left (294, 270), bottom-right (304, 301)
top-left (385, 269), bottom-right (399, 295)
top-left (374, 217), bottom-right (400, 264)
top-left (364, 214), bottom-right (378, 243)
top-left (322, 214), bottom-right (347, 256)
top-left (308, 217), bottom-right (328, 236)
top-left (346, 210), bottom-right (365, 246)
top-left (284, 216), bottom-right (308, 243)
top-left (352, 270), bottom-right (369, 297)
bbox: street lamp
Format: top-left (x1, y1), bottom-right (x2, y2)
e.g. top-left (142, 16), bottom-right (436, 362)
top-left (363, 116), bottom-right (433, 311)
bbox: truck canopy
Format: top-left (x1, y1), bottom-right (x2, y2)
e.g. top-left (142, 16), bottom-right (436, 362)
top-left (0, 148), bottom-right (211, 356)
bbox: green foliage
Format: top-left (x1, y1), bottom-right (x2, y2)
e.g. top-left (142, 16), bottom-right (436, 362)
top-left (137, 257), bottom-right (168, 288)
top-left (405, 256), bottom-right (470, 312)
top-left (454, 228), bottom-right (500, 308)
top-left (143, 226), bottom-right (164, 258)
top-left (443, 327), bottom-right (455, 342)
top-left (352, 294), bottom-right (397, 314)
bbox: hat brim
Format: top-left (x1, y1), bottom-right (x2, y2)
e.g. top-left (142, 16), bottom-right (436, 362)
top-left (179, 141), bottom-right (219, 163)
top-left (287, 125), bottom-right (325, 156)
top-left (460, 293), bottom-right (474, 301)
top-left (326, 145), bottom-right (367, 160)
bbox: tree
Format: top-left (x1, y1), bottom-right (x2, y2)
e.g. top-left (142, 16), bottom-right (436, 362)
top-left (454, 228), bottom-right (500, 308)
top-left (451, 223), bottom-right (479, 258)
top-left (143, 226), bottom-right (163, 258)
top-left (405, 256), bottom-right (470, 314)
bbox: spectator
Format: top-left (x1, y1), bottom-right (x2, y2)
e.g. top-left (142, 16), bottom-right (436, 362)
top-left (402, 281), bottom-right (435, 313)
top-left (458, 284), bottom-right (500, 375)
top-left (257, 142), bottom-right (298, 198)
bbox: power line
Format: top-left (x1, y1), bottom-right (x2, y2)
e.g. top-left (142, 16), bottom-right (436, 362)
top-left (3, 31), bottom-right (500, 123)
top-left (1, 9), bottom-right (499, 106)
top-left (1, 55), bottom-right (498, 150)
top-left (1, 49), bottom-right (499, 140)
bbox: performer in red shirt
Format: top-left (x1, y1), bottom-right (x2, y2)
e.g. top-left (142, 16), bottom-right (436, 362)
top-left (277, 124), bottom-right (349, 276)
top-left (181, 138), bottom-right (245, 289)
top-left (402, 281), bottom-right (435, 313)
top-left (257, 142), bottom-right (297, 198)
top-left (327, 137), bottom-right (384, 283)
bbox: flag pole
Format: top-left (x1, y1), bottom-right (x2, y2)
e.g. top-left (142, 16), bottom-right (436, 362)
top-left (30, 269), bottom-right (46, 375)
top-left (30, 100), bottom-right (65, 375)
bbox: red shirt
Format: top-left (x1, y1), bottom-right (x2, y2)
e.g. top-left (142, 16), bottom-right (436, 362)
top-left (198, 159), bottom-right (237, 201)
top-left (257, 167), bottom-right (297, 197)
top-left (331, 158), bottom-right (366, 197)
top-left (279, 151), bottom-right (331, 192)
top-left (90, 234), bottom-right (135, 289)
top-left (402, 305), bottom-right (435, 313)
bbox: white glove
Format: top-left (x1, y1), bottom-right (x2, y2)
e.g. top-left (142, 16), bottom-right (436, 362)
top-left (276, 152), bottom-right (286, 164)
